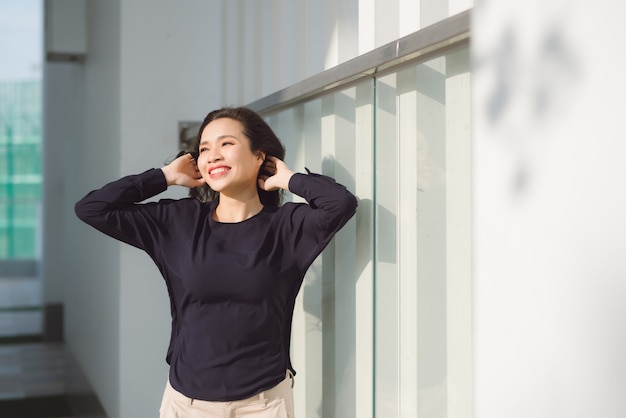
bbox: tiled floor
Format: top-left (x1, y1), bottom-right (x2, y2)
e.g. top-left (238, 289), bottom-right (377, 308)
top-left (0, 277), bottom-right (105, 417)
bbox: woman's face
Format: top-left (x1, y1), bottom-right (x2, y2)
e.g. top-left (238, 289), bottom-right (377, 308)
top-left (196, 118), bottom-right (264, 197)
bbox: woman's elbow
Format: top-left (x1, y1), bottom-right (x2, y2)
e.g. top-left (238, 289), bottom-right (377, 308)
top-left (335, 193), bottom-right (358, 228)
top-left (74, 198), bottom-right (99, 224)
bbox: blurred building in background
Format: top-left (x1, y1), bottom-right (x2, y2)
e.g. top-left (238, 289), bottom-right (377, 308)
top-left (0, 80), bottom-right (42, 259)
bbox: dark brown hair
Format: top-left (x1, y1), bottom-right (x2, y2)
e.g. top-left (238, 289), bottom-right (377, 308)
top-left (188, 107), bottom-right (286, 206)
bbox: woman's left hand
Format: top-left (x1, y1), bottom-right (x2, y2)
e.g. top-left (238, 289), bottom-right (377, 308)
top-left (258, 156), bottom-right (294, 191)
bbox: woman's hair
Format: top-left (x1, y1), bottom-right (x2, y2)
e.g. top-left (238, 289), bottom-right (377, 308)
top-left (187, 106), bottom-right (286, 206)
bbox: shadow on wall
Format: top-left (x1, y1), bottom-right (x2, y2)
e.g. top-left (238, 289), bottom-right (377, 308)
top-left (297, 156), bottom-right (368, 418)
top-left (473, 12), bottom-right (581, 198)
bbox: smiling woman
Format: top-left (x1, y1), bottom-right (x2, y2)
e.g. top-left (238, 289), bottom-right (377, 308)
top-left (196, 118), bottom-right (267, 212)
top-left (185, 107), bottom-right (288, 207)
top-left (74, 106), bottom-right (358, 418)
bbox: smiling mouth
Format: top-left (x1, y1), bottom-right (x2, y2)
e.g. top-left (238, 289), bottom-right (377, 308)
top-left (209, 167), bottom-right (230, 176)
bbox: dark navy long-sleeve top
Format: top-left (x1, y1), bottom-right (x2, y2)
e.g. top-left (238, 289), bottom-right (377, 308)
top-left (74, 168), bottom-right (357, 401)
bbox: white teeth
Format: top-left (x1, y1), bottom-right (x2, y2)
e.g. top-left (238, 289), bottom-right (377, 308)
top-left (210, 167), bottom-right (229, 175)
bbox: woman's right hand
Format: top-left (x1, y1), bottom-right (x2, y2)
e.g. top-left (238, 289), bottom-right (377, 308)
top-left (258, 156), bottom-right (294, 192)
top-left (161, 153), bottom-right (206, 188)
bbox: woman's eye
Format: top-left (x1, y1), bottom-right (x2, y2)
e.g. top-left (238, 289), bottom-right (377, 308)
top-left (222, 141), bottom-right (233, 147)
top-left (199, 148), bottom-right (208, 153)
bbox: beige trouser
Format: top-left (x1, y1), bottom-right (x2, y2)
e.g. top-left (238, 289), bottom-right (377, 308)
top-left (159, 372), bottom-right (295, 418)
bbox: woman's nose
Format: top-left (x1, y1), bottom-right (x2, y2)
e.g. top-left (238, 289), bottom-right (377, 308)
top-left (206, 150), bottom-right (222, 163)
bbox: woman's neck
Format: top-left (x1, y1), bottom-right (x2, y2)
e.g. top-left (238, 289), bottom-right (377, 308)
top-left (213, 193), bottom-right (264, 223)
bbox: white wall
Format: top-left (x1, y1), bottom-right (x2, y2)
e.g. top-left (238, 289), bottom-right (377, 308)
top-left (473, 0), bottom-right (626, 417)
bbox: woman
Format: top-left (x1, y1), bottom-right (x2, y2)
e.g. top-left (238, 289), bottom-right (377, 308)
top-left (75, 107), bottom-right (357, 417)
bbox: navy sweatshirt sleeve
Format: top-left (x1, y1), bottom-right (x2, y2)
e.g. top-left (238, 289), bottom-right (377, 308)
top-left (285, 171), bottom-right (358, 270)
top-left (75, 168), bottom-right (357, 259)
top-left (74, 168), bottom-right (172, 253)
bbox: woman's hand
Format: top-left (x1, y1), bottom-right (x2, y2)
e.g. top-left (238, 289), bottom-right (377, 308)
top-left (161, 153), bottom-right (206, 188)
top-left (258, 156), bottom-right (294, 191)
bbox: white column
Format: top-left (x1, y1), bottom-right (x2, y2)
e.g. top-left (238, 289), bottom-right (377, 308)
top-left (399, 0), bottom-right (420, 37)
top-left (445, 47), bottom-right (472, 418)
top-left (337, 0), bottom-right (359, 63)
top-left (374, 73), bottom-right (400, 418)
top-left (259, 0), bottom-right (275, 98)
top-left (300, 101), bottom-right (324, 418)
top-left (358, 0), bottom-right (376, 54)
top-left (448, 0), bottom-right (473, 17)
top-left (397, 66), bottom-right (419, 418)
top-left (374, 0), bottom-right (399, 47)
top-left (332, 89), bottom-right (358, 418)
top-left (415, 57), bottom-right (447, 418)
top-left (304, 0), bottom-right (327, 77)
top-left (355, 80), bottom-right (375, 418)
top-left (323, 0), bottom-right (340, 69)
top-left (242, 1), bottom-right (260, 104)
top-left (222, 0), bottom-right (241, 105)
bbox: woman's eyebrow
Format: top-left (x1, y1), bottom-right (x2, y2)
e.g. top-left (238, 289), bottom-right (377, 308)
top-left (199, 134), bottom-right (239, 145)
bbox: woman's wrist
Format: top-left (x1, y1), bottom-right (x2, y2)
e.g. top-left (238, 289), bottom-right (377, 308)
top-left (282, 171), bottom-right (295, 191)
top-left (160, 166), bottom-right (174, 187)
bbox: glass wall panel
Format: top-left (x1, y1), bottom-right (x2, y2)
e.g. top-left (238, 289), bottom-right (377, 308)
top-left (264, 44), bottom-right (470, 418)
top-left (268, 80), bottom-right (375, 418)
top-left (375, 46), bottom-right (471, 418)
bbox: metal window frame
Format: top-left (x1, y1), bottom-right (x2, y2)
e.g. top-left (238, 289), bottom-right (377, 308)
top-left (247, 9), bottom-right (471, 116)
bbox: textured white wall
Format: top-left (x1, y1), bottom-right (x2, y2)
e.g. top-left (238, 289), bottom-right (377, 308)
top-left (473, 0), bottom-right (626, 417)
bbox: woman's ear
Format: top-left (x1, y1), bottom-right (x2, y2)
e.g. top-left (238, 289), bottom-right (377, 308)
top-left (256, 151), bottom-right (266, 164)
